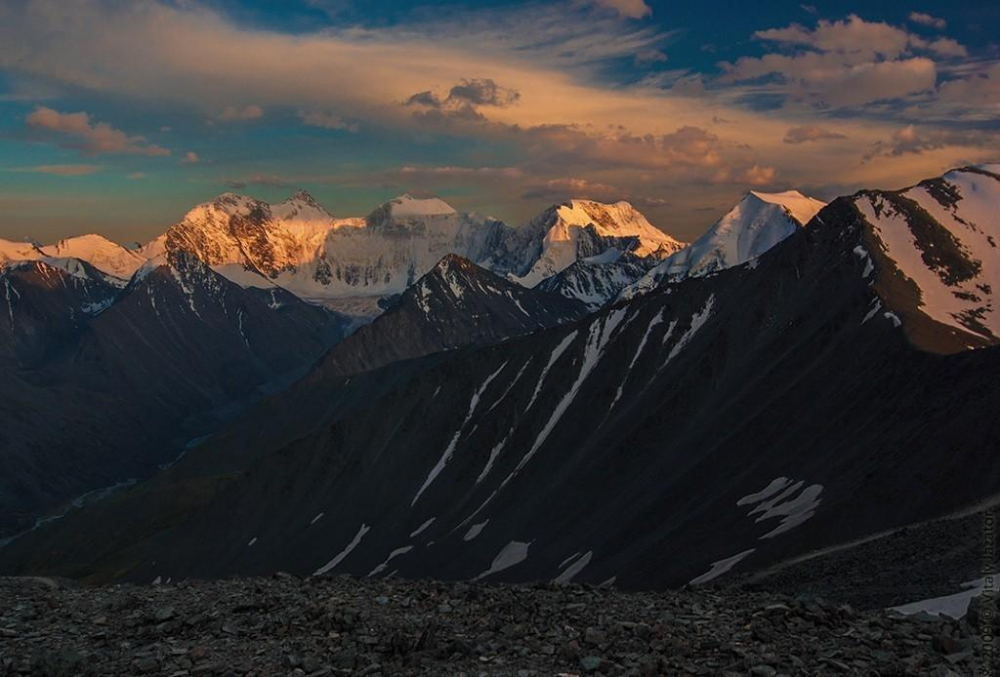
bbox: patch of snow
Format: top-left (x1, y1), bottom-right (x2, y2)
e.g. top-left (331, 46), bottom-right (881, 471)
top-left (755, 484), bottom-right (824, 539)
top-left (610, 309), bottom-right (665, 410)
top-left (412, 362), bottom-right (508, 505)
top-left (559, 552), bottom-right (581, 569)
top-left (662, 296), bottom-right (715, 367)
top-left (409, 518), bottom-right (435, 538)
top-left (890, 579), bottom-right (986, 619)
top-left (487, 359), bottom-right (532, 413)
top-left (247, 537), bottom-right (257, 547)
top-left (862, 299), bottom-right (883, 324)
top-left (369, 545), bottom-right (414, 577)
top-left (464, 520), bottom-right (489, 541)
top-left (512, 308), bottom-right (626, 476)
top-left (554, 550), bottom-right (592, 585)
top-left (474, 541), bottom-right (531, 580)
top-left (313, 523), bottom-right (371, 576)
top-left (476, 436), bottom-right (510, 484)
top-left (526, 331), bottom-right (577, 410)
top-left (212, 264), bottom-right (277, 289)
top-left (884, 311), bottom-right (902, 328)
top-left (740, 477), bottom-right (824, 539)
top-left (690, 549), bottom-right (757, 585)
top-left (737, 477), bottom-right (793, 506)
top-left (853, 244), bottom-right (874, 278)
top-left (311, 512), bottom-right (325, 525)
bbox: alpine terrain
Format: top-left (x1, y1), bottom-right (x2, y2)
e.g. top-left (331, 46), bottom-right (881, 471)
top-left (0, 167), bottom-right (996, 619)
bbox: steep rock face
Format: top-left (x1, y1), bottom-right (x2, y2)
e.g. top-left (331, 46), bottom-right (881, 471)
top-left (161, 193), bottom-right (340, 280)
top-left (513, 200), bottom-right (685, 287)
top-left (313, 254), bottom-right (588, 378)
top-left (5, 170), bottom-right (998, 590)
top-left (40, 234), bottom-right (145, 280)
top-left (622, 190), bottom-right (825, 299)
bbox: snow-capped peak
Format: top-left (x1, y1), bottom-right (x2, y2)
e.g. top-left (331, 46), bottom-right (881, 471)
top-left (386, 194), bottom-right (457, 218)
top-left (854, 166), bottom-right (1000, 348)
top-left (0, 238), bottom-right (44, 268)
top-left (270, 191), bottom-right (336, 235)
top-left (40, 233), bottom-right (145, 279)
top-left (515, 200), bottom-right (685, 287)
top-left (283, 189), bottom-right (320, 206)
top-left (747, 190), bottom-right (826, 227)
top-left (619, 189), bottom-right (827, 300)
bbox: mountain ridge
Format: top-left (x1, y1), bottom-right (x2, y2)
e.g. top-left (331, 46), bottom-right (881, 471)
top-left (3, 168), bottom-right (997, 589)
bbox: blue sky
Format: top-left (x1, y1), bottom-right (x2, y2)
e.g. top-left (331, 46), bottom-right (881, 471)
top-left (0, 0), bottom-right (997, 243)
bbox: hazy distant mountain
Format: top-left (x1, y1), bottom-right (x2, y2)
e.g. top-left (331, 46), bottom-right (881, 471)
top-left (621, 190), bottom-right (826, 299)
top-left (41, 234), bottom-right (146, 280)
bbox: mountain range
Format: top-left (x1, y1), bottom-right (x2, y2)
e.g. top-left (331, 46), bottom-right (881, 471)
top-left (0, 167), bottom-right (997, 594)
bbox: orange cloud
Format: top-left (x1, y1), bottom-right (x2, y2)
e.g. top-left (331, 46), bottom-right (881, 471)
top-left (25, 106), bottom-right (170, 157)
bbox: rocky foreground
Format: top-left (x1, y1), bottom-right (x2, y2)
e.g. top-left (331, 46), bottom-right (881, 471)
top-left (0, 574), bottom-right (982, 676)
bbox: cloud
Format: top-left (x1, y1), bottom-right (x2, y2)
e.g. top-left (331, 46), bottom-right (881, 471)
top-left (783, 125), bottom-right (848, 144)
top-left (909, 12), bottom-right (946, 30)
top-left (405, 78), bottom-right (520, 123)
top-left (182, 151), bottom-right (199, 164)
top-left (12, 164), bottom-right (102, 176)
top-left (583, 0), bottom-right (652, 19)
top-left (448, 79), bottom-right (520, 107)
top-left (216, 105), bottom-right (263, 122)
top-left (719, 15), bottom-right (958, 107)
top-left (752, 15), bottom-right (913, 60)
top-left (863, 125), bottom-right (994, 161)
top-left (635, 49), bottom-right (668, 64)
top-left (920, 37), bottom-right (967, 58)
top-left (25, 106), bottom-right (170, 157)
top-left (127, 172), bottom-right (146, 180)
top-left (405, 78), bottom-right (519, 117)
top-left (2, 1), bottom-right (992, 237)
top-left (521, 177), bottom-right (624, 202)
top-left (298, 110), bottom-right (360, 132)
top-left (937, 62), bottom-right (1000, 113)
top-left (398, 165), bottom-right (524, 180)
top-left (405, 91), bottom-right (440, 107)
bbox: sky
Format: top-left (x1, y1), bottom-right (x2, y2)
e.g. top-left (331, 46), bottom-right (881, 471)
top-left (0, 0), bottom-right (997, 244)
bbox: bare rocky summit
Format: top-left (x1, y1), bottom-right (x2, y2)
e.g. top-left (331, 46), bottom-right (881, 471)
top-left (0, 575), bottom-right (981, 676)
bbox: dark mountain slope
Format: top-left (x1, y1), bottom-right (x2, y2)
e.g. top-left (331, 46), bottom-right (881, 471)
top-left (535, 252), bottom-right (649, 311)
top-left (315, 254), bottom-right (587, 378)
top-left (0, 252), bottom-right (345, 538)
top-left (3, 180), bottom-right (998, 589)
top-left (0, 259), bottom-right (118, 368)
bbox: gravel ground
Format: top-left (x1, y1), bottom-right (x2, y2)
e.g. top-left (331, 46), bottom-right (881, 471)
top-left (0, 573), bottom-right (985, 676)
top-left (736, 508), bottom-right (991, 611)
